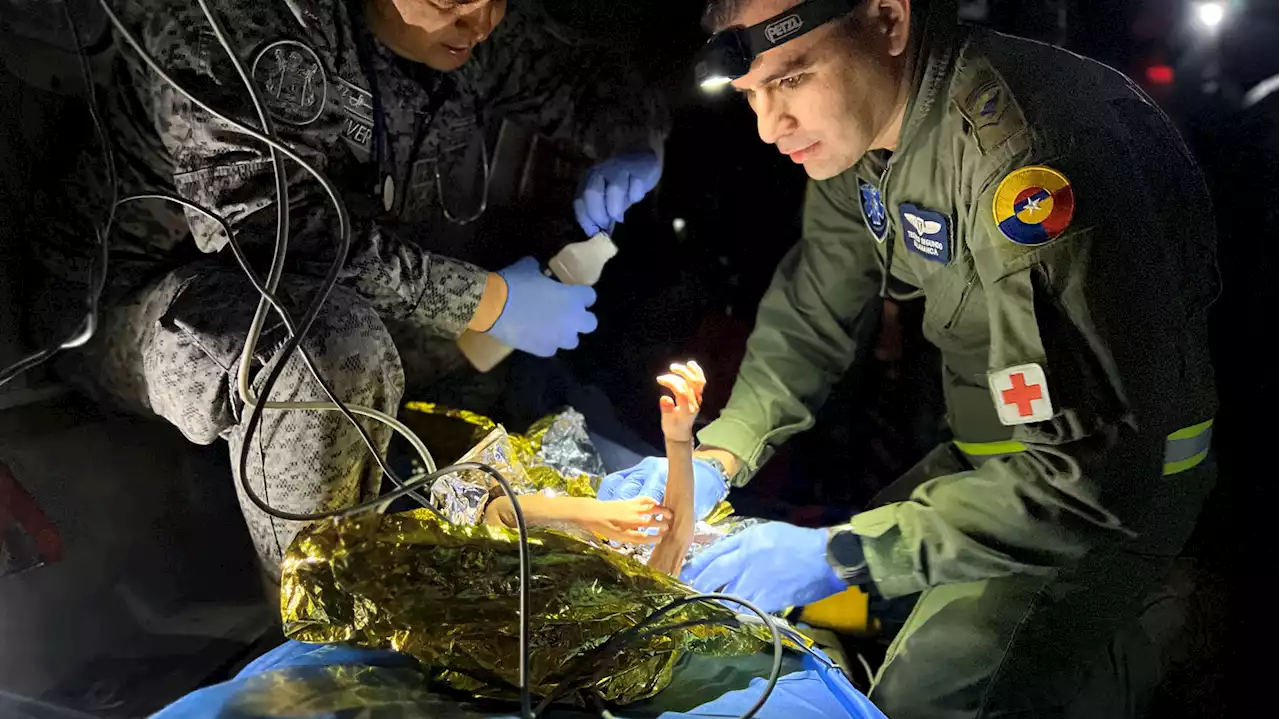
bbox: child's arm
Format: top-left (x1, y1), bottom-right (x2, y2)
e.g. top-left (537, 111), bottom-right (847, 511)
top-left (484, 494), bottom-right (671, 544)
top-left (647, 361), bottom-right (706, 576)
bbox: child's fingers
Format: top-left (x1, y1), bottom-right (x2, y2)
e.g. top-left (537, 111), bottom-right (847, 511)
top-left (618, 529), bottom-right (665, 545)
top-left (630, 497), bottom-right (662, 512)
top-left (687, 360), bottom-right (706, 386)
top-left (659, 395), bottom-right (676, 413)
top-left (669, 363), bottom-right (698, 385)
top-left (669, 363), bottom-right (706, 404)
top-left (657, 374), bottom-right (694, 413)
top-left (638, 511), bottom-right (672, 531)
top-left (657, 373), bottom-right (690, 396)
top-left (673, 361), bottom-right (706, 403)
top-left (658, 376), bottom-right (698, 415)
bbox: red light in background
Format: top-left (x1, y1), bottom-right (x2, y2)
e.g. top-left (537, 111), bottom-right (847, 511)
top-left (1145, 64), bottom-right (1175, 85)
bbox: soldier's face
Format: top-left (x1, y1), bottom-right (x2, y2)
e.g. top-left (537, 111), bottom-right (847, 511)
top-left (388, 0), bottom-right (507, 71)
top-left (728, 0), bottom-right (912, 180)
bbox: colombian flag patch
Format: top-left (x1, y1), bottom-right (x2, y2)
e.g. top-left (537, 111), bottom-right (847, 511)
top-left (992, 166), bottom-right (1074, 246)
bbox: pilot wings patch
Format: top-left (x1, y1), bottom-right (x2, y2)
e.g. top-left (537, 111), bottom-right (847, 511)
top-left (899, 204), bottom-right (952, 264)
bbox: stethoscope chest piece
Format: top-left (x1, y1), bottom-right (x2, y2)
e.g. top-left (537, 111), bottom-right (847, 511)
top-left (382, 175), bottom-right (395, 213)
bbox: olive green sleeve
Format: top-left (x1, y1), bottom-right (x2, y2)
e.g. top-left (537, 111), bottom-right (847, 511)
top-left (697, 174), bottom-right (882, 483)
top-left (844, 138), bottom-right (1218, 598)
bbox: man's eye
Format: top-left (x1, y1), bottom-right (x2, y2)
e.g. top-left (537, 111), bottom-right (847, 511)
top-left (779, 74), bottom-right (807, 90)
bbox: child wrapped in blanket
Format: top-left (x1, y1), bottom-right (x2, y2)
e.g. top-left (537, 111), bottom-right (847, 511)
top-left (480, 361), bottom-right (706, 574)
top-left (273, 361), bottom-right (890, 712)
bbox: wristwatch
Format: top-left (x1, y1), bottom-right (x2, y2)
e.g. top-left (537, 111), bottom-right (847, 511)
top-left (698, 455), bottom-right (732, 498)
top-left (826, 525), bottom-right (873, 587)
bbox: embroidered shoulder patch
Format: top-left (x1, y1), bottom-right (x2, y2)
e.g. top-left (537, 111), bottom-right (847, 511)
top-left (899, 204), bottom-right (952, 264)
top-left (992, 166), bottom-right (1075, 246)
top-left (252, 39), bottom-right (328, 126)
top-left (989, 363), bottom-right (1054, 425)
top-left (858, 179), bottom-right (889, 242)
top-left (953, 64), bottom-right (1025, 155)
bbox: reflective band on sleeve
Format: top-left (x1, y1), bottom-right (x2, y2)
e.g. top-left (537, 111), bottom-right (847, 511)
top-left (954, 440), bottom-right (1028, 460)
top-left (955, 418), bottom-right (1213, 476)
top-left (1167, 419), bottom-right (1214, 442)
top-left (1163, 419), bottom-right (1214, 476)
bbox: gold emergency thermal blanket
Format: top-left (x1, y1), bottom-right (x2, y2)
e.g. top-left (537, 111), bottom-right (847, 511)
top-left (280, 404), bottom-right (783, 705)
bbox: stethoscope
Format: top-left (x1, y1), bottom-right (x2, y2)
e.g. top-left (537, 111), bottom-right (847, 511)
top-left (349, 3), bottom-right (491, 226)
top-left (435, 138), bottom-right (490, 226)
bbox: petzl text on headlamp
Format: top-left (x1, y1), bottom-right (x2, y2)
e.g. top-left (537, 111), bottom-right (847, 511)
top-left (694, 0), bottom-right (858, 90)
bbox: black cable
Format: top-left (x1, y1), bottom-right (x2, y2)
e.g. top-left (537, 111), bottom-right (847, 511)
top-left (30, 7), bottom-right (778, 719)
top-left (239, 458), bottom-right (532, 714)
top-left (0, 0), bottom-right (536, 712)
top-left (96, 0), bottom-right (376, 522)
top-left (626, 616), bottom-right (729, 645)
top-left (355, 460), bottom-right (532, 719)
top-left (537, 593), bottom-right (784, 719)
top-left (132, 0), bottom-right (404, 524)
top-left (115, 192), bottom-right (437, 514)
top-left (0, 348), bottom-right (58, 390)
top-left (0, 0), bottom-right (117, 390)
top-left (38, 0), bottom-right (435, 515)
top-left (100, 4), bottom-right (343, 522)
top-left (98, 0), bottom-right (480, 571)
top-left (189, 0), bottom-right (297, 546)
top-left (100, 5), bottom-right (533, 712)
top-left (15, 12), bottom-right (531, 716)
top-left (95, 0), bottom-right (495, 676)
top-left (62, 0), bottom-right (116, 345)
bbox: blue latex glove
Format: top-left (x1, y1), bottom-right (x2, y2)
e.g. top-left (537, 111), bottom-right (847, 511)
top-left (680, 522), bottom-right (846, 613)
top-left (596, 456), bottom-right (727, 522)
top-left (573, 151), bottom-right (662, 236)
top-left (486, 256), bottom-right (598, 357)
top-left (666, 658), bottom-right (886, 719)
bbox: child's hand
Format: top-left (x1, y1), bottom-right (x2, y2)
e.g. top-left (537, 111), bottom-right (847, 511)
top-left (658, 361), bottom-right (706, 443)
top-left (651, 361), bottom-right (706, 575)
top-left (576, 496), bottom-right (671, 544)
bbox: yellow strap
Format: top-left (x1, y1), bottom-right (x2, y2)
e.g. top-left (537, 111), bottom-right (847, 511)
top-left (956, 419), bottom-right (1212, 475)
top-left (797, 586), bottom-right (876, 636)
top-left (1167, 419), bottom-right (1214, 441)
top-left (953, 439), bottom-right (1028, 457)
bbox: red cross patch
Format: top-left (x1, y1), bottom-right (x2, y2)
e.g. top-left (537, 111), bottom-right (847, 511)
top-left (988, 363), bottom-right (1054, 425)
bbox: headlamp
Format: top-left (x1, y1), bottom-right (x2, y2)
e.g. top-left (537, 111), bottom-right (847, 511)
top-left (694, 0), bottom-right (859, 91)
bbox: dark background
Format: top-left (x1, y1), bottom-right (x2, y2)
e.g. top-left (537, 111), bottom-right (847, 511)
top-left (0, 0), bottom-right (1275, 716)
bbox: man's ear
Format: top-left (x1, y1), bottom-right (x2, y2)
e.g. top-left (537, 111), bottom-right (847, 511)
top-left (872, 0), bottom-right (912, 57)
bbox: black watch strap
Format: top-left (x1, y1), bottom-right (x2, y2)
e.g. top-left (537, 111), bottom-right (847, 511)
top-left (826, 525), bottom-right (872, 586)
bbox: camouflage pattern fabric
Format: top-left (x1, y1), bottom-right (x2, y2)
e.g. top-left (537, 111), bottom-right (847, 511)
top-left (73, 264), bottom-right (399, 576)
top-left (48, 0), bottom-right (667, 573)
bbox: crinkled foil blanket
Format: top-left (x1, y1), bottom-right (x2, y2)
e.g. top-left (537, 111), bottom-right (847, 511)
top-left (282, 403), bottom-right (784, 706)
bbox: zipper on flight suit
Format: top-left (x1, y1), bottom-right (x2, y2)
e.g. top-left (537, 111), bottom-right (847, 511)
top-left (878, 142), bottom-right (975, 329)
top-left (877, 161), bottom-right (898, 299)
top-left (943, 269), bottom-right (977, 330)
top-left (874, 27), bottom-right (953, 300)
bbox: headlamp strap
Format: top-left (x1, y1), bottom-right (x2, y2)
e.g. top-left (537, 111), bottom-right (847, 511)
top-left (743, 0), bottom-right (858, 57)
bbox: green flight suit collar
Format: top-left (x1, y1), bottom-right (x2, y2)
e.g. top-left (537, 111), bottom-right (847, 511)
top-left (861, 5), bottom-right (964, 299)
top-left (895, 1), bottom-right (963, 159)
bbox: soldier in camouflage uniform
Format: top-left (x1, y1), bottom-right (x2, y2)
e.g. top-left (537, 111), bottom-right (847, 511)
top-left (600, 0), bottom-right (1218, 715)
top-left (41, 0), bottom-right (667, 577)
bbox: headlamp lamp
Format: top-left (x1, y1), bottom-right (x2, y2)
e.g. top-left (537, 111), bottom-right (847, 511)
top-left (694, 0), bottom-right (859, 91)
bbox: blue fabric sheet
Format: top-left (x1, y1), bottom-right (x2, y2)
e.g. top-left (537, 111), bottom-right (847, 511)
top-left (155, 640), bottom-right (886, 719)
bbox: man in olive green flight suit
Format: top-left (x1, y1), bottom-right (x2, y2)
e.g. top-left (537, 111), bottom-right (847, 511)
top-left (597, 0), bottom-right (1219, 715)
